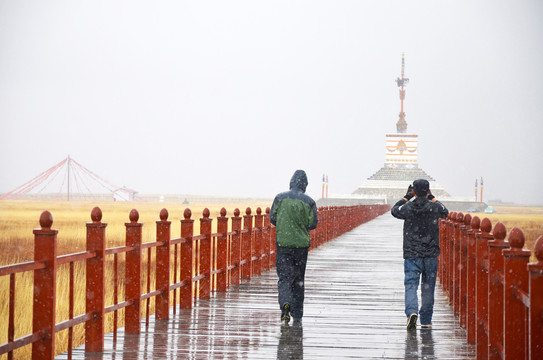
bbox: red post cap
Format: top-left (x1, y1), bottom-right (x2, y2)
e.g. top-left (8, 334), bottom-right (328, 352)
top-left (508, 227), bottom-right (525, 249)
top-left (159, 208), bottom-right (168, 221)
top-left (481, 218), bottom-right (492, 233)
top-left (493, 222), bottom-right (507, 241)
top-left (39, 210), bottom-right (53, 229)
top-left (129, 209), bottom-right (139, 222)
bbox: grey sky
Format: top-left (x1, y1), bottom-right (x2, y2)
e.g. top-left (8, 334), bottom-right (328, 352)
top-left (1, 1), bottom-right (542, 205)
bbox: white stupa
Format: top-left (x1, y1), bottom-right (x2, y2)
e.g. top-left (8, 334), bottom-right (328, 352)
top-left (352, 53), bottom-right (449, 202)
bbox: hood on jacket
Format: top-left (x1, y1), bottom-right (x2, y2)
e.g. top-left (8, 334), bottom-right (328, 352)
top-left (411, 197), bottom-right (434, 212)
top-left (289, 170), bottom-right (308, 193)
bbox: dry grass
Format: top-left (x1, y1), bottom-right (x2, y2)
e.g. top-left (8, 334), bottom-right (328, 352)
top-left (0, 199), bottom-right (270, 359)
top-left (467, 205), bottom-right (543, 261)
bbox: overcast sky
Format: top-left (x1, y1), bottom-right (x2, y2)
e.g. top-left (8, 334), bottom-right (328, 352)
top-left (1, 1), bottom-right (542, 205)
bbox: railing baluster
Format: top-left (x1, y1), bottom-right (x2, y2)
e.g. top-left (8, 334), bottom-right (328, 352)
top-left (68, 261), bottom-right (74, 360)
top-left (253, 208), bottom-right (263, 276)
top-left (263, 207), bottom-right (271, 271)
top-left (460, 213), bottom-right (470, 329)
top-left (199, 208), bottom-right (212, 299)
top-left (156, 208), bottom-right (171, 320)
top-left (113, 253), bottom-right (118, 344)
top-left (241, 208), bottom-right (253, 281)
top-left (146, 246), bottom-right (151, 328)
top-left (503, 227), bottom-right (530, 359)
top-left (85, 206), bottom-right (107, 352)
top-left (180, 208), bottom-right (194, 309)
top-left (173, 243), bottom-right (178, 314)
top-left (454, 212), bottom-right (463, 318)
top-left (125, 209), bottom-right (142, 334)
top-left (32, 210), bottom-right (57, 360)
top-left (217, 208), bottom-right (228, 292)
top-left (488, 222), bottom-right (508, 359)
top-left (476, 218), bottom-right (493, 359)
top-left (528, 235), bottom-right (543, 360)
top-left (466, 216), bottom-right (480, 344)
top-left (8, 273), bottom-right (15, 360)
top-left (230, 209), bottom-right (242, 287)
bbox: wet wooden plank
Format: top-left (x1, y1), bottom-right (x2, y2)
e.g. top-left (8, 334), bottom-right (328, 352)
top-left (58, 214), bottom-right (475, 359)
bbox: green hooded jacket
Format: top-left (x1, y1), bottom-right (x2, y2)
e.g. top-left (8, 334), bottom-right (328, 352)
top-left (270, 170), bottom-right (318, 248)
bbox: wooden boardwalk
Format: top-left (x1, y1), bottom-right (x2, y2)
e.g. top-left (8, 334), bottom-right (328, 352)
top-left (59, 213), bottom-right (475, 359)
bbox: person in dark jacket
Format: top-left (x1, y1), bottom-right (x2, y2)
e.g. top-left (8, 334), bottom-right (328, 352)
top-left (391, 179), bottom-right (449, 330)
top-left (271, 170), bottom-right (318, 324)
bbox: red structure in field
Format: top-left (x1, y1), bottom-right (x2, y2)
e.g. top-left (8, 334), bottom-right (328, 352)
top-left (0, 156), bottom-right (137, 201)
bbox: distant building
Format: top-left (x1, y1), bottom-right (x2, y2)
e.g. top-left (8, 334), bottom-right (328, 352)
top-left (113, 186), bottom-right (138, 201)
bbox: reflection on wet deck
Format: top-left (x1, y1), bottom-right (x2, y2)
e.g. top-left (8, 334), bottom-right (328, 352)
top-left (58, 214), bottom-right (475, 359)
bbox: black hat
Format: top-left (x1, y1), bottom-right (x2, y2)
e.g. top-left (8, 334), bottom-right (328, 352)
top-left (413, 179), bottom-right (430, 197)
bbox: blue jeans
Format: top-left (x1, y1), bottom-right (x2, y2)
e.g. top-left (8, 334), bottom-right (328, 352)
top-left (404, 257), bottom-right (438, 325)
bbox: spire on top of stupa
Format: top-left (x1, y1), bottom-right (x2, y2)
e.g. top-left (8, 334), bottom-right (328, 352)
top-left (395, 52), bottom-right (409, 133)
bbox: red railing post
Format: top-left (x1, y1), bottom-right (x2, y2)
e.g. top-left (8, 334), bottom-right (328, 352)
top-left (460, 213), bottom-right (471, 329)
top-left (454, 212), bottom-right (464, 317)
top-left (262, 207), bottom-right (271, 271)
top-left (85, 207), bottom-right (107, 352)
top-left (155, 208), bottom-right (171, 320)
top-left (476, 217), bottom-right (493, 359)
top-left (180, 208), bottom-right (194, 309)
top-left (438, 218), bottom-right (444, 287)
top-left (270, 213), bottom-right (277, 266)
top-left (466, 215), bottom-right (480, 344)
top-left (241, 207), bottom-right (253, 281)
top-left (32, 211), bottom-right (57, 360)
top-left (327, 206), bottom-right (332, 242)
top-left (446, 212), bottom-right (456, 305)
top-left (487, 222), bottom-right (509, 359)
top-left (332, 207), bottom-right (338, 239)
top-left (445, 213), bottom-right (453, 299)
top-left (502, 227), bottom-right (531, 359)
top-left (327, 207), bottom-right (332, 241)
top-left (199, 208), bottom-right (212, 299)
top-left (216, 208), bottom-right (228, 292)
top-left (316, 207), bottom-right (322, 244)
top-left (253, 207), bottom-right (263, 276)
top-left (125, 209), bottom-right (142, 334)
top-left (230, 208), bottom-right (242, 287)
top-left (528, 235), bottom-right (543, 360)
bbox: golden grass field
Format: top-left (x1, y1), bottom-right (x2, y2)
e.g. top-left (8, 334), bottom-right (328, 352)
top-left (0, 199), bottom-right (271, 359)
top-left (0, 200), bottom-right (541, 359)
top-left (468, 205), bottom-right (543, 261)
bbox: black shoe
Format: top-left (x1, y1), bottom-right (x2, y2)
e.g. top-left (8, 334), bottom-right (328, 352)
top-left (281, 304), bottom-right (291, 323)
top-left (407, 313), bottom-right (418, 330)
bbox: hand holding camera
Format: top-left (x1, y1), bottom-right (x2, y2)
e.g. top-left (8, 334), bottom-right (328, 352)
top-left (404, 184), bottom-right (414, 201)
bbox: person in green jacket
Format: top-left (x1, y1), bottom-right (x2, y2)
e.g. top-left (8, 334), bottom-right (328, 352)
top-left (271, 170), bottom-right (318, 324)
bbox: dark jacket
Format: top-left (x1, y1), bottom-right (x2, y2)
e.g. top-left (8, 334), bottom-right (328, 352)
top-left (391, 197), bottom-right (449, 259)
top-left (270, 170), bottom-right (318, 248)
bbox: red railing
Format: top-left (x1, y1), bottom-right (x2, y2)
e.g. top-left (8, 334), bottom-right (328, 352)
top-left (439, 212), bottom-right (543, 360)
top-left (0, 203), bottom-right (389, 359)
